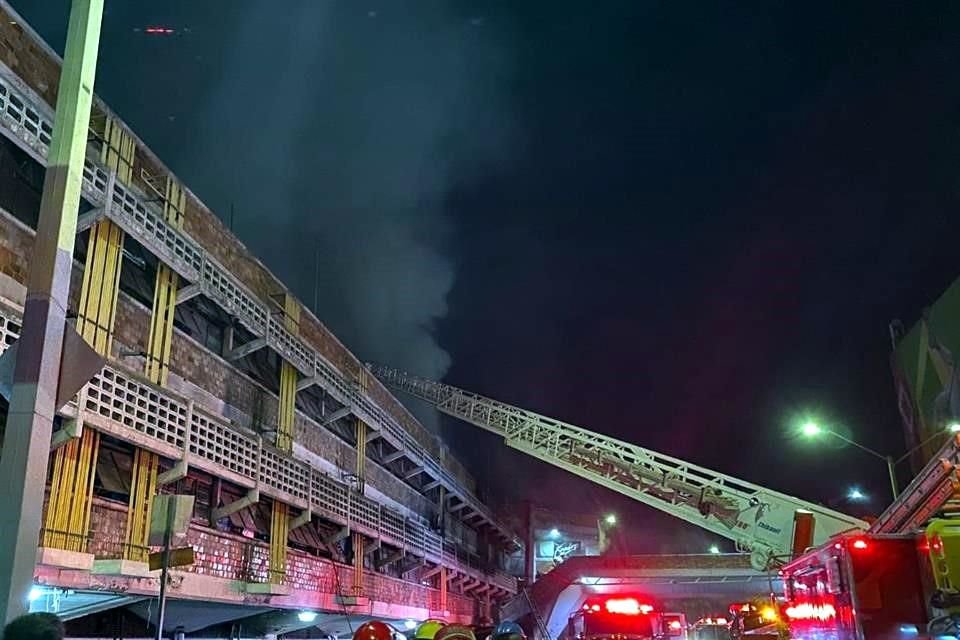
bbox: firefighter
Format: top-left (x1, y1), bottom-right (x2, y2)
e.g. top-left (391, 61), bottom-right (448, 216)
top-left (491, 621), bottom-right (526, 640)
top-left (354, 621), bottom-right (396, 640)
top-left (434, 624), bottom-right (476, 640)
top-left (414, 620), bottom-right (447, 640)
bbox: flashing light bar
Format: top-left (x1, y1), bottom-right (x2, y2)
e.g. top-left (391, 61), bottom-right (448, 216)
top-left (785, 603), bottom-right (837, 621)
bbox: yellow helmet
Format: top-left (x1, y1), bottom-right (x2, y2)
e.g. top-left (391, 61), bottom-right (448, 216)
top-left (415, 620), bottom-right (446, 640)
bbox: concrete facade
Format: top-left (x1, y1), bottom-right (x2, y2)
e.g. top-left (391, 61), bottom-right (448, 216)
top-left (0, 1), bottom-right (514, 631)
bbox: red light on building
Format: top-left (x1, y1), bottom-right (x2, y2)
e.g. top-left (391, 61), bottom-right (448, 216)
top-left (144, 26), bottom-right (175, 35)
top-left (591, 604), bottom-right (601, 612)
top-left (851, 539), bottom-right (868, 550)
top-left (668, 621), bottom-right (682, 630)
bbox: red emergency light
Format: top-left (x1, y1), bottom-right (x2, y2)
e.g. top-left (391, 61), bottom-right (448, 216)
top-left (600, 598), bottom-right (653, 615)
top-left (785, 603), bottom-right (837, 621)
top-left (851, 538), bottom-right (869, 550)
top-left (144, 26), bottom-right (175, 35)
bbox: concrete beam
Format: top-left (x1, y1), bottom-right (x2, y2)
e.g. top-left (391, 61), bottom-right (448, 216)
top-left (157, 457), bottom-right (188, 486)
top-left (404, 466), bottom-right (424, 480)
top-left (382, 451), bottom-right (406, 465)
top-left (76, 207), bottom-right (106, 233)
top-left (421, 565), bottom-right (443, 580)
top-left (176, 283), bottom-right (202, 305)
top-left (322, 406), bottom-right (353, 425)
top-left (227, 336), bottom-right (267, 361)
top-left (376, 549), bottom-right (404, 569)
top-left (449, 501), bottom-right (470, 513)
top-left (296, 375), bottom-right (321, 392)
top-left (423, 479), bottom-right (442, 492)
top-left (462, 578), bottom-right (480, 593)
top-left (289, 509), bottom-right (312, 530)
top-left (363, 539), bottom-right (381, 556)
top-left (211, 489), bottom-right (259, 523)
top-left (366, 430), bottom-right (383, 443)
top-left (323, 526), bottom-right (350, 545)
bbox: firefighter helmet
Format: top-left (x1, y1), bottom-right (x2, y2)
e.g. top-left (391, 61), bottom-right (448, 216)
top-left (415, 620), bottom-right (446, 640)
top-left (434, 624), bottom-right (476, 640)
top-left (492, 622), bottom-right (525, 640)
top-left (354, 621), bottom-right (395, 640)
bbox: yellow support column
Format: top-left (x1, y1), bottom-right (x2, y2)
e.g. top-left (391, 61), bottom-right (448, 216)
top-left (270, 500), bottom-right (289, 585)
top-left (352, 370), bottom-right (369, 593)
top-left (276, 295), bottom-right (299, 453)
top-left (43, 116), bottom-right (133, 553)
top-left (123, 178), bottom-right (184, 561)
top-left (270, 294), bottom-right (300, 583)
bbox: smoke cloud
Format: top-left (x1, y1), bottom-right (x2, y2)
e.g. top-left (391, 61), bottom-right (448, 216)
top-left (167, 2), bottom-right (514, 427)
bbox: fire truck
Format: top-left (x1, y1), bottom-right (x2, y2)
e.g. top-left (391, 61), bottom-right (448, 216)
top-left (368, 365), bottom-right (960, 638)
top-left (777, 518), bottom-right (960, 639)
top-left (564, 596), bottom-right (663, 640)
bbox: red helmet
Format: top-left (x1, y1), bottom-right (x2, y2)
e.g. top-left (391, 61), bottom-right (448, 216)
top-left (354, 621), bottom-right (395, 640)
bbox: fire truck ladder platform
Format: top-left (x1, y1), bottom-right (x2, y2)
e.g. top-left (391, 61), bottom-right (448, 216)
top-left (870, 433), bottom-right (960, 534)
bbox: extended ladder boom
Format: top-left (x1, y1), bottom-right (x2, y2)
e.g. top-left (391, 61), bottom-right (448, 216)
top-left (368, 364), bottom-right (867, 569)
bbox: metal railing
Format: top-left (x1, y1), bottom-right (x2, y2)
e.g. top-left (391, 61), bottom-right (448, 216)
top-left (0, 58), bottom-right (508, 541)
top-left (0, 302), bottom-right (515, 593)
top-left (87, 501), bottom-right (477, 614)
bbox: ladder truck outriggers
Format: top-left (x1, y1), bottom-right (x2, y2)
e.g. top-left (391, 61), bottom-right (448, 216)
top-left (368, 365), bottom-right (960, 639)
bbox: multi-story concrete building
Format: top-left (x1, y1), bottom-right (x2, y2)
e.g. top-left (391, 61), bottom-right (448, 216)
top-left (0, 3), bottom-right (517, 635)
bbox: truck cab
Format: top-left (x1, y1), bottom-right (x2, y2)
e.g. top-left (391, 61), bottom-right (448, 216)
top-left (565, 596), bottom-right (662, 640)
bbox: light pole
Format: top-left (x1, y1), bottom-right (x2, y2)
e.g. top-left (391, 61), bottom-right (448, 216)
top-left (800, 421), bottom-right (899, 500)
top-left (801, 421), bottom-right (960, 502)
top-left (0, 0), bottom-right (104, 624)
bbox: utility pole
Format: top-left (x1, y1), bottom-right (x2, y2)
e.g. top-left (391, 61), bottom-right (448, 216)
top-left (0, 0), bottom-right (104, 624)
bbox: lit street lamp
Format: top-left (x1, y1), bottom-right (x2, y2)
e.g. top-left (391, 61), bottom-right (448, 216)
top-left (846, 488), bottom-right (867, 502)
top-left (708, 545), bottom-right (721, 554)
top-left (604, 514), bottom-right (617, 526)
top-left (801, 420), bottom-right (960, 501)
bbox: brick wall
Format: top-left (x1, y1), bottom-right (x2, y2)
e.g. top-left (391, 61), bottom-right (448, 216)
top-left (0, 214), bottom-right (30, 284)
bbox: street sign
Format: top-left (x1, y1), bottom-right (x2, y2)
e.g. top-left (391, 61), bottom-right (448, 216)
top-left (148, 495), bottom-right (194, 546)
top-left (149, 546), bottom-right (194, 571)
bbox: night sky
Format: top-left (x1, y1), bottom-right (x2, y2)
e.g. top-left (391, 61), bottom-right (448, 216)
top-left (17, 1), bottom-right (960, 553)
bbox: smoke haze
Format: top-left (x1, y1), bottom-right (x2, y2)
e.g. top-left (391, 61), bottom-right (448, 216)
top-left (181, 2), bottom-right (514, 428)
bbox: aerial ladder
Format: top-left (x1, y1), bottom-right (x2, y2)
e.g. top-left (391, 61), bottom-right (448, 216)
top-left (366, 364), bottom-right (867, 570)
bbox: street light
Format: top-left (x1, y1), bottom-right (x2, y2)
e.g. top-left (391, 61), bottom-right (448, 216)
top-left (847, 488), bottom-right (867, 502)
top-left (801, 421), bottom-right (822, 437)
top-left (604, 514), bottom-right (617, 526)
top-left (548, 528), bottom-right (561, 539)
top-left (708, 545), bottom-right (721, 554)
top-left (800, 420), bottom-right (899, 500)
top-left (801, 420), bottom-right (960, 501)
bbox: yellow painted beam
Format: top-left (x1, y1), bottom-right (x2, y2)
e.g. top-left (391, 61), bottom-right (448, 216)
top-left (129, 178), bottom-right (185, 559)
top-left (352, 531), bottom-right (364, 594)
top-left (44, 116), bottom-right (133, 553)
top-left (276, 295), bottom-right (300, 453)
top-left (270, 500), bottom-right (288, 585)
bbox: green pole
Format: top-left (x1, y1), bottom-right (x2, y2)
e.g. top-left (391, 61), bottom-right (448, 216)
top-left (0, 0), bottom-right (103, 623)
